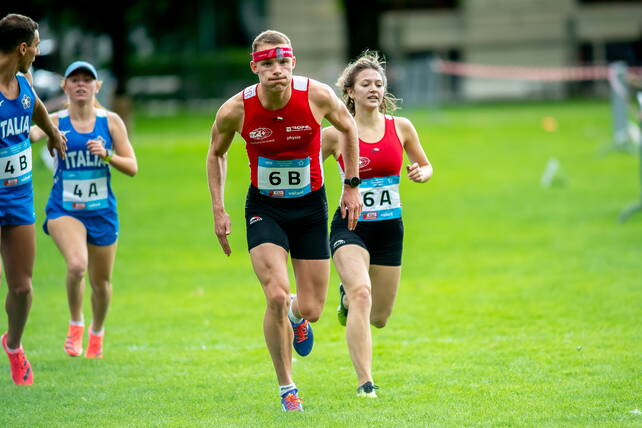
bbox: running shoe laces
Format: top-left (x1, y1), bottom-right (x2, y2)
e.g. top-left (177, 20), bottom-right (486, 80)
top-left (290, 319), bottom-right (314, 356)
top-left (357, 381), bottom-right (379, 397)
top-left (293, 321), bottom-right (309, 343)
top-left (2, 333), bottom-right (34, 386)
top-left (86, 332), bottom-right (104, 359)
top-left (64, 324), bottom-right (84, 357)
top-left (281, 390), bottom-right (304, 412)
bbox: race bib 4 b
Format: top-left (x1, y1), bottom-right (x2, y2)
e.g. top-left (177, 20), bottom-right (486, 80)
top-left (0, 139), bottom-right (32, 187)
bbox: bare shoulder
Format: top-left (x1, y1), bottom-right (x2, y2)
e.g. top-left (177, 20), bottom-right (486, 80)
top-left (321, 125), bottom-right (341, 159)
top-left (308, 78), bottom-right (336, 106)
top-left (215, 92), bottom-right (244, 132)
top-left (321, 125), bottom-right (340, 142)
top-left (21, 71), bottom-right (34, 87)
top-left (105, 110), bottom-right (128, 132)
top-left (218, 92), bottom-right (244, 117)
top-left (393, 116), bottom-right (418, 141)
top-left (393, 116), bottom-right (414, 130)
top-left (106, 110), bottom-right (125, 124)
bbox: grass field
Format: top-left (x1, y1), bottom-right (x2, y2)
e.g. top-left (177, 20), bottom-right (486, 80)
top-left (1, 100), bottom-right (641, 427)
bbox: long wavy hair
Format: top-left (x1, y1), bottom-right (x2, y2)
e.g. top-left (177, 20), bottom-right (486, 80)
top-left (336, 50), bottom-right (400, 116)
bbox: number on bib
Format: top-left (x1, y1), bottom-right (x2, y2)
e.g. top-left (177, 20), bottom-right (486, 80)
top-left (358, 175), bottom-right (402, 221)
top-left (62, 169), bottom-right (109, 211)
top-left (0, 140), bottom-right (32, 187)
top-left (257, 157), bottom-right (311, 198)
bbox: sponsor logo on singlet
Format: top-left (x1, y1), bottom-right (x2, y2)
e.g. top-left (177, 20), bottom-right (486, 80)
top-left (286, 125), bottom-right (312, 132)
top-left (249, 128), bottom-right (273, 140)
top-left (21, 95), bottom-right (31, 110)
top-left (359, 156), bottom-right (371, 169)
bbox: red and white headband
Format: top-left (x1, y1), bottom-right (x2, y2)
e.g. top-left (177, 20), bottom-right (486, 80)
top-left (252, 47), bottom-right (294, 62)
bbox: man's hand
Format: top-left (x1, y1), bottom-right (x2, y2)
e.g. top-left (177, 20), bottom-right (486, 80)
top-left (47, 128), bottom-right (67, 160)
top-left (340, 187), bottom-right (362, 230)
top-left (214, 210), bottom-right (232, 256)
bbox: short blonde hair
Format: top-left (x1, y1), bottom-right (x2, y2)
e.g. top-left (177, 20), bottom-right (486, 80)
top-left (252, 30), bottom-right (291, 52)
top-left (337, 50), bottom-right (400, 115)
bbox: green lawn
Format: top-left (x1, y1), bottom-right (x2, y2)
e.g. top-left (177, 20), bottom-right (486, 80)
top-left (2, 100), bottom-right (641, 427)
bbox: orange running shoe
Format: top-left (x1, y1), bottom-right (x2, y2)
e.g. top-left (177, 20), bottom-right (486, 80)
top-left (2, 333), bottom-right (33, 386)
top-left (86, 330), bottom-right (103, 359)
top-left (64, 324), bottom-right (84, 357)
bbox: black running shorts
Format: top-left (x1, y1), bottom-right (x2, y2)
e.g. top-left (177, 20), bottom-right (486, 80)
top-left (329, 207), bottom-right (404, 266)
top-left (245, 185), bottom-right (330, 259)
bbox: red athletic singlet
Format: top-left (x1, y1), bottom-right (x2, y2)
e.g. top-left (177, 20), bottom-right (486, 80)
top-left (338, 115), bottom-right (403, 179)
top-left (241, 76), bottom-right (323, 198)
top-left (338, 115), bottom-right (404, 221)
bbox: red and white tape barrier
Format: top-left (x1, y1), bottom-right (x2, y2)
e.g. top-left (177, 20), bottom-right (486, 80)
top-left (433, 59), bottom-right (642, 82)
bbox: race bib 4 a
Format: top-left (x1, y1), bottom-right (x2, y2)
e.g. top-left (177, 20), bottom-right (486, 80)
top-left (62, 169), bottom-right (109, 211)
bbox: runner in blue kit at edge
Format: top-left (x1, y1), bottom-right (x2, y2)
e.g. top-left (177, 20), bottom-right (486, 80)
top-left (0, 13), bottom-right (67, 385)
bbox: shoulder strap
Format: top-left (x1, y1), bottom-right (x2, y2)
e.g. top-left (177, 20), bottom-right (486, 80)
top-left (243, 84), bottom-right (258, 99)
top-left (292, 76), bottom-right (308, 91)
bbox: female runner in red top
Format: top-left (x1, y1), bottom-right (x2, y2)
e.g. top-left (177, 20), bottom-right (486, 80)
top-left (322, 51), bottom-right (432, 397)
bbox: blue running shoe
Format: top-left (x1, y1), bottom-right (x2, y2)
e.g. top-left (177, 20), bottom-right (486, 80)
top-left (337, 283), bottom-right (348, 326)
top-left (356, 381), bottom-right (379, 398)
top-left (291, 319), bottom-right (313, 357)
top-left (281, 388), bottom-right (304, 411)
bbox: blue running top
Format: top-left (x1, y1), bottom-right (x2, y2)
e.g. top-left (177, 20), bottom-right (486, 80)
top-left (0, 74), bottom-right (35, 197)
top-left (46, 108), bottom-right (116, 215)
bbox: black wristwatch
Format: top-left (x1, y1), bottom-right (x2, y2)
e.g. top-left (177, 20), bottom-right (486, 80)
top-left (344, 176), bottom-right (361, 188)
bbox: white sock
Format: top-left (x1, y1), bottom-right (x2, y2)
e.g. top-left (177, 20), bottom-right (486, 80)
top-left (288, 307), bottom-right (303, 324)
top-left (90, 323), bottom-right (104, 336)
top-left (70, 320), bottom-right (84, 327)
top-left (288, 295), bottom-right (303, 324)
top-left (5, 344), bottom-right (21, 353)
top-left (279, 383), bottom-right (297, 396)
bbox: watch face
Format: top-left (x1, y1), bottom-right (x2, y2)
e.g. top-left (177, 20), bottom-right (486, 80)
top-left (344, 177), bottom-right (360, 187)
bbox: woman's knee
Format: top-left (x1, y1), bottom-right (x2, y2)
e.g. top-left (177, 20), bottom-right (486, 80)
top-left (89, 275), bottom-right (112, 294)
top-left (67, 258), bottom-right (88, 281)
